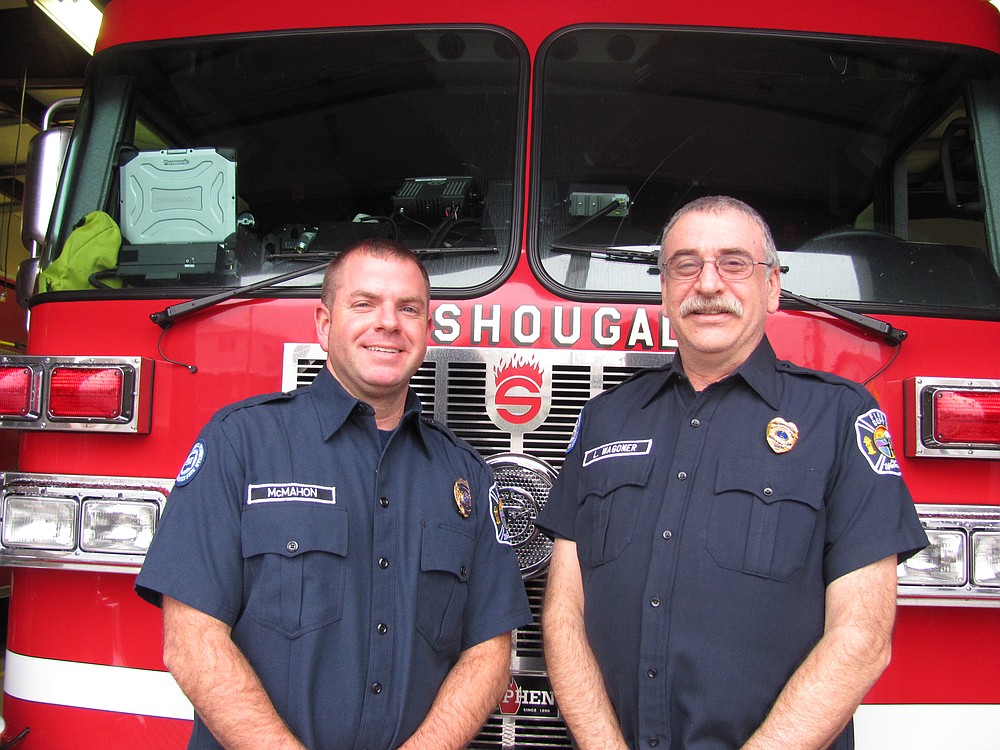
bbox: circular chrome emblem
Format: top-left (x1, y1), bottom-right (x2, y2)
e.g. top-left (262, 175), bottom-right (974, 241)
top-left (487, 453), bottom-right (557, 579)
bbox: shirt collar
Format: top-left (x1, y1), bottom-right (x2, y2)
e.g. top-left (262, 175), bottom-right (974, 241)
top-left (310, 366), bottom-right (430, 451)
top-left (642, 336), bottom-right (780, 410)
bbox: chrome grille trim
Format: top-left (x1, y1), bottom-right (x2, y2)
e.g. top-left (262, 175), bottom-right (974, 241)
top-left (282, 343), bottom-right (671, 468)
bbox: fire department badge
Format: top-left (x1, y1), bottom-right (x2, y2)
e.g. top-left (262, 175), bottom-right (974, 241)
top-left (454, 478), bottom-right (472, 518)
top-left (855, 408), bottom-right (901, 476)
top-left (490, 482), bottom-right (513, 545)
top-left (176, 440), bottom-right (206, 486)
top-left (766, 418), bottom-right (799, 454)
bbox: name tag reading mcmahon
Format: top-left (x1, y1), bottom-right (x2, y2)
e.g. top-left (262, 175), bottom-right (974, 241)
top-left (247, 483), bottom-right (337, 504)
top-left (582, 439), bottom-right (653, 467)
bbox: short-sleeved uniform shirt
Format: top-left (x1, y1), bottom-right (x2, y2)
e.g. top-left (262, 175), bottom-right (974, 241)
top-left (136, 366), bottom-right (532, 750)
top-left (535, 338), bottom-right (927, 750)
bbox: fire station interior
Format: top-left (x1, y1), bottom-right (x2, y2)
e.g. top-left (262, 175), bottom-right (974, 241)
top-left (0, 0), bottom-right (101, 675)
top-left (0, 0), bottom-right (999, 717)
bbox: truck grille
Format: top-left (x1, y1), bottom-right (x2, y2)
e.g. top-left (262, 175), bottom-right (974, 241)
top-left (282, 343), bottom-right (671, 748)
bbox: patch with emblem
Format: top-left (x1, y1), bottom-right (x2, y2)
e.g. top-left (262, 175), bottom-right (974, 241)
top-left (454, 478), bottom-right (472, 518)
top-left (176, 440), bottom-right (206, 486)
top-left (766, 418), bottom-right (799, 454)
top-left (247, 483), bottom-right (336, 504)
top-left (490, 482), bottom-right (513, 545)
top-left (566, 412), bottom-right (582, 454)
top-left (855, 408), bottom-right (901, 476)
top-left (582, 439), bottom-right (653, 467)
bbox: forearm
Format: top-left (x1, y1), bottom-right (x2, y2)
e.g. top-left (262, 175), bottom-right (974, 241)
top-left (398, 633), bottom-right (512, 750)
top-left (542, 539), bottom-right (629, 750)
top-left (162, 596), bottom-right (306, 750)
top-left (741, 557), bottom-right (898, 750)
top-left (741, 623), bottom-right (889, 749)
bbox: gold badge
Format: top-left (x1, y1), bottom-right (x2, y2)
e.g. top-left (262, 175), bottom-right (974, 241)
top-left (766, 418), bottom-right (799, 454)
top-left (454, 478), bottom-right (472, 518)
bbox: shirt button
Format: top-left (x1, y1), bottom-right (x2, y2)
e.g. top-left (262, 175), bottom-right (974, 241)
top-left (356, 404), bottom-right (366, 414)
top-left (661, 529), bottom-right (672, 541)
top-left (371, 683), bottom-right (382, 694)
top-left (763, 487), bottom-right (773, 496)
top-left (286, 541), bottom-right (299, 553)
top-left (649, 738), bottom-right (660, 748)
top-left (677, 471), bottom-right (688, 481)
top-left (647, 668), bottom-right (657, 678)
top-left (650, 597), bottom-right (660, 607)
top-left (377, 623), bottom-right (388, 635)
top-left (379, 496), bottom-right (389, 508)
top-left (378, 557), bottom-right (389, 569)
top-left (460, 565), bottom-right (468, 577)
top-left (691, 418), bottom-right (700, 428)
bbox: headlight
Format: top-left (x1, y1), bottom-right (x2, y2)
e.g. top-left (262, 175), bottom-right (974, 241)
top-left (1, 495), bottom-right (77, 550)
top-left (80, 499), bottom-right (158, 554)
top-left (971, 531), bottom-right (1000, 586)
top-left (897, 529), bottom-right (966, 585)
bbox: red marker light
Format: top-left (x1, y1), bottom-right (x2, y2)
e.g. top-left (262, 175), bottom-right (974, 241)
top-left (933, 390), bottom-right (1000, 446)
top-left (0, 366), bottom-right (34, 417)
top-left (49, 367), bottom-right (125, 420)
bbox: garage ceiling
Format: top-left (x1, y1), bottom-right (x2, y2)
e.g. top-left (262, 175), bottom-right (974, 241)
top-left (0, 0), bottom-right (96, 280)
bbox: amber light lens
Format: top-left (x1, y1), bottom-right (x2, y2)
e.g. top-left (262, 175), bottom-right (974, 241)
top-left (0, 366), bottom-right (33, 417)
top-left (933, 389), bottom-right (1000, 445)
top-left (49, 367), bottom-right (125, 419)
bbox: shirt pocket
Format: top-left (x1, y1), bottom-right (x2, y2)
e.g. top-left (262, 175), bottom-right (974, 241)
top-left (576, 459), bottom-right (654, 569)
top-left (707, 458), bottom-right (823, 582)
top-left (416, 522), bottom-right (474, 654)
top-left (240, 503), bottom-right (348, 638)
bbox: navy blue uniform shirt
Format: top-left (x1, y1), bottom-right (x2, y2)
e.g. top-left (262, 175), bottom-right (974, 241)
top-left (536, 338), bottom-right (927, 750)
top-left (137, 367), bottom-right (532, 750)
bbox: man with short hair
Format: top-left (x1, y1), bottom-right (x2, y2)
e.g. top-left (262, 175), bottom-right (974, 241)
top-left (137, 238), bottom-right (531, 749)
top-left (538, 196), bottom-right (927, 749)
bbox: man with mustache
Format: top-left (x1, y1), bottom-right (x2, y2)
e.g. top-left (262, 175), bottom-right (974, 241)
top-left (537, 196), bottom-right (927, 749)
top-left (137, 238), bottom-right (531, 749)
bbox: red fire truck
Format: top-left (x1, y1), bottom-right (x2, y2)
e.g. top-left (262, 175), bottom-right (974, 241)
top-left (2, 0), bottom-right (999, 746)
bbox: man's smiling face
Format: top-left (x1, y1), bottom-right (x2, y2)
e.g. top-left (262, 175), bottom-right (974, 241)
top-left (660, 207), bottom-right (781, 374)
top-left (315, 251), bottom-right (429, 405)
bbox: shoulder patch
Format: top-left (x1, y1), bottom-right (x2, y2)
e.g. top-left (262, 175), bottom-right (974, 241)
top-left (566, 411), bottom-right (582, 454)
top-left (855, 408), bottom-right (901, 476)
top-left (176, 440), bottom-right (206, 485)
top-left (490, 482), bottom-right (513, 546)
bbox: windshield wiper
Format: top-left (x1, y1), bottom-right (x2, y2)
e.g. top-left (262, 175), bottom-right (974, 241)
top-left (545, 244), bottom-right (908, 346)
top-left (549, 243), bottom-right (660, 266)
top-left (150, 244), bottom-right (501, 329)
top-left (779, 289), bottom-right (907, 346)
top-left (150, 261), bottom-right (328, 329)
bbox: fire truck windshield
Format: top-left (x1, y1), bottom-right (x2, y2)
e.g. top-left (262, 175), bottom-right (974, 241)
top-left (532, 27), bottom-right (1000, 315)
top-left (41, 27), bottom-right (525, 295)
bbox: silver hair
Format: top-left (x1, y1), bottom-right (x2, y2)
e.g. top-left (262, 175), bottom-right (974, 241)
top-left (658, 195), bottom-right (780, 272)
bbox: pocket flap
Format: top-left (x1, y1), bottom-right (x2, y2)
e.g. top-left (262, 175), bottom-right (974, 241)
top-left (241, 503), bottom-right (349, 558)
top-left (585, 458), bottom-right (655, 498)
top-left (421, 523), bottom-right (474, 580)
top-left (715, 458), bottom-right (823, 509)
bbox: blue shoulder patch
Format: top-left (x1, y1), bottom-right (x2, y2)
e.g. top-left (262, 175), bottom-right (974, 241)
top-left (566, 410), bottom-right (583, 453)
top-left (176, 440), bottom-right (206, 486)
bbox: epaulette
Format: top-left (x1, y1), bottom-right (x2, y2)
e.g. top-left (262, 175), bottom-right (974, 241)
top-left (212, 390), bottom-right (298, 423)
top-left (774, 358), bottom-right (872, 400)
top-left (419, 415), bottom-right (489, 465)
top-left (590, 360), bottom-right (674, 402)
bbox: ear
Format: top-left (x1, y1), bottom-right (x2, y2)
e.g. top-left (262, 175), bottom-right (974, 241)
top-left (314, 303), bottom-right (331, 353)
top-left (765, 266), bottom-right (782, 314)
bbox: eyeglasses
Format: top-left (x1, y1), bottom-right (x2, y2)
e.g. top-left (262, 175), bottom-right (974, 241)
top-left (663, 254), bottom-right (772, 281)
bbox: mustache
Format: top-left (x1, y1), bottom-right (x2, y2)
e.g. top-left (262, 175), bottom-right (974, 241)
top-left (679, 296), bottom-right (744, 317)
